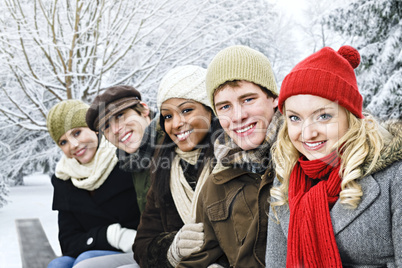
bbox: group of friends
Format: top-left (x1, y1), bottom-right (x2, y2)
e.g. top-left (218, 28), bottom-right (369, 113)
top-left (45, 44), bottom-right (402, 268)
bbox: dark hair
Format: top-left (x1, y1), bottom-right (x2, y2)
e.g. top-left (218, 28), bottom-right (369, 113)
top-left (215, 80), bottom-right (278, 99)
top-left (151, 106), bottom-right (222, 206)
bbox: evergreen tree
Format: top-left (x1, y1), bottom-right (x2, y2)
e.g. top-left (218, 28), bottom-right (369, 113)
top-left (326, 0), bottom-right (402, 119)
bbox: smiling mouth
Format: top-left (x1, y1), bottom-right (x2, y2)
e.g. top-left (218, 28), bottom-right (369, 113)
top-left (176, 130), bottom-right (193, 141)
top-left (303, 141), bottom-right (325, 149)
top-left (75, 147), bottom-right (86, 156)
top-left (120, 132), bottom-right (132, 143)
top-left (235, 123), bottom-right (255, 134)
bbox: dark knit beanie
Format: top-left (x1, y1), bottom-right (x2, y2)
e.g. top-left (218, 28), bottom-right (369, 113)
top-left (278, 45), bottom-right (363, 118)
top-left (46, 100), bottom-right (89, 143)
top-left (86, 85), bottom-right (142, 131)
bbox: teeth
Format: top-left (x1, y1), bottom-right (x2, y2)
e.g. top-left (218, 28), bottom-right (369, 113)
top-left (177, 130), bottom-right (193, 140)
top-left (236, 124), bottom-right (254, 133)
top-left (305, 141), bottom-right (324, 147)
top-left (121, 133), bottom-right (131, 142)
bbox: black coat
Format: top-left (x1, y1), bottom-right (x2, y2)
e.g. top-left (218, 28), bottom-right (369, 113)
top-left (51, 164), bottom-right (141, 258)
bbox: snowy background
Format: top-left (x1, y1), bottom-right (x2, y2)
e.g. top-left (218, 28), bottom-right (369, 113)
top-left (0, 0), bottom-right (400, 267)
top-left (0, 174), bottom-right (61, 268)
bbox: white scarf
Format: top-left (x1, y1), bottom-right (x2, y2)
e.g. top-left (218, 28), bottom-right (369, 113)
top-left (170, 148), bottom-right (212, 224)
top-left (55, 137), bottom-right (118, 191)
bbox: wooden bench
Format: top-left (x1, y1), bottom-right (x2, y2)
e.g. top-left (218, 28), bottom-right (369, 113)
top-left (15, 218), bottom-right (57, 268)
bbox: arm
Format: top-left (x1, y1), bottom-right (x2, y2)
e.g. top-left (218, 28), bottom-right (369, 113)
top-left (57, 210), bottom-right (116, 258)
top-left (178, 191), bottom-right (225, 268)
top-left (390, 162), bottom-right (402, 267)
top-left (133, 186), bottom-right (179, 268)
top-left (51, 175), bottom-right (117, 258)
top-left (265, 208), bottom-right (288, 267)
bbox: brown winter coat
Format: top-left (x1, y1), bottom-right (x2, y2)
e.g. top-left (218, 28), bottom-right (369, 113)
top-left (132, 183), bottom-right (184, 268)
top-left (178, 166), bottom-right (274, 267)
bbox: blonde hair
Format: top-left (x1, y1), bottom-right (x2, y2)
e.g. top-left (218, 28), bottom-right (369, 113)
top-left (270, 110), bottom-right (384, 213)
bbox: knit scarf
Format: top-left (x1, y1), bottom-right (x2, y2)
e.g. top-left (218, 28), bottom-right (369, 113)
top-left (170, 147), bottom-right (212, 224)
top-left (287, 150), bottom-right (343, 268)
top-left (213, 110), bottom-right (283, 174)
top-left (55, 137), bottom-right (118, 191)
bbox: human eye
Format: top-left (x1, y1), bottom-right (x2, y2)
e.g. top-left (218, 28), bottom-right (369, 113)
top-left (162, 114), bottom-right (172, 120)
top-left (59, 139), bottom-right (67, 146)
top-left (182, 108), bottom-right (193, 114)
top-left (244, 97), bottom-right (254, 103)
top-left (288, 115), bottom-right (300, 122)
top-left (318, 113), bottom-right (333, 121)
top-left (218, 104), bottom-right (230, 111)
top-left (116, 112), bottom-right (124, 119)
top-left (73, 130), bottom-right (81, 137)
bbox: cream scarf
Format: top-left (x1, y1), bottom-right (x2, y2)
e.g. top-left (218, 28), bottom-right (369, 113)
top-left (170, 148), bottom-right (212, 224)
top-left (55, 137), bottom-right (118, 191)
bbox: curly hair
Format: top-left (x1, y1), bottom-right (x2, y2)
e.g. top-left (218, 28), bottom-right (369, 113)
top-left (270, 110), bottom-right (384, 213)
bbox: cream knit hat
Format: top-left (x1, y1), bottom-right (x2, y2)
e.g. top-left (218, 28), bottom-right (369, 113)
top-left (47, 99), bottom-right (89, 143)
top-left (157, 65), bottom-right (211, 111)
top-left (206, 45), bottom-right (278, 111)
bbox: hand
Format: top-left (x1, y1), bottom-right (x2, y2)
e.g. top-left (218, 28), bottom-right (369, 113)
top-left (167, 222), bottom-right (204, 266)
top-left (106, 223), bottom-right (137, 252)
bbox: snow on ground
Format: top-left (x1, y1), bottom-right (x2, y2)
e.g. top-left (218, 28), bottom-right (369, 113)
top-left (0, 174), bottom-right (61, 268)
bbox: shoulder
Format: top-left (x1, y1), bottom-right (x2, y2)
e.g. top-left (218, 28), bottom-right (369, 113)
top-left (371, 160), bottom-right (402, 187)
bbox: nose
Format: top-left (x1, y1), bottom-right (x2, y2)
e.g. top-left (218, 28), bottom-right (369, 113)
top-left (172, 114), bottom-right (184, 129)
top-left (302, 121), bottom-right (319, 140)
top-left (110, 121), bottom-right (122, 135)
top-left (231, 104), bottom-right (247, 123)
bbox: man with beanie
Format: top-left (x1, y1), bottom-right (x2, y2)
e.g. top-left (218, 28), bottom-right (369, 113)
top-left (178, 45), bottom-right (283, 267)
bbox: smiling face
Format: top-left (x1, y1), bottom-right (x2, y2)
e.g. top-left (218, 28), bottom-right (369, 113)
top-left (58, 127), bottom-right (98, 164)
top-left (214, 81), bottom-right (278, 151)
top-left (102, 106), bottom-right (151, 154)
top-left (161, 98), bottom-right (212, 152)
top-left (284, 94), bottom-right (349, 160)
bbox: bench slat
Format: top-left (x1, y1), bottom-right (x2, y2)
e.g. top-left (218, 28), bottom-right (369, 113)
top-left (15, 218), bottom-right (57, 268)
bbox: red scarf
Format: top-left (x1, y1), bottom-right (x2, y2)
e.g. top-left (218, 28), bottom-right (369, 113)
top-left (287, 151), bottom-right (343, 268)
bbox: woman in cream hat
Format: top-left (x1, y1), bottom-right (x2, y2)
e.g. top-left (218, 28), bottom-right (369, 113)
top-left (46, 100), bottom-right (141, 268)
top-left (131, 65), bottom-right (222, 268)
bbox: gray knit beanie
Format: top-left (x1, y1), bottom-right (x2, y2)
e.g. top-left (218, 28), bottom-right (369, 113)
top-left (157, 65), bottom-right (211, 111)
top-left (206, 45), bottom-right (278, 112)
top-left (47, 99), bottom-right (89, 143)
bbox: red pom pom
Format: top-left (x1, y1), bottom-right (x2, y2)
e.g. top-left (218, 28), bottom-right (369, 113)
top-left (338, 45), bottom-right (360, 69)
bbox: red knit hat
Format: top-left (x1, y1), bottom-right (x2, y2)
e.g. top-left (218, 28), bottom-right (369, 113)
top-left (278, 45), bottom-right (363, 118)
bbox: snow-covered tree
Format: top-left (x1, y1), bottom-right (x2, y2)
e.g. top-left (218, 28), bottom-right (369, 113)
top-left (325, 0), bottom-right (402, 119)
top-left (0, 0), bottom-right (293, 205)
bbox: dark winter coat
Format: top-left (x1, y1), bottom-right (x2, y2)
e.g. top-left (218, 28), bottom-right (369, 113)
top-left (266, 120), bottom-right (402, 267)
top-left (132, 184), bottom-right (184, 268)
top-left (178, 165), bottom-right (274, 268)
top-left (51, 164), bottom-right (141, 258)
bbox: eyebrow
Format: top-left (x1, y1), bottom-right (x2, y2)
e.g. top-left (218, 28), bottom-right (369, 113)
top-left (214, 92), bottom-right (258, 107)
top-left (161, 100), bottom-right (195, 111)
top-left (286, 106), bottom-right (336, 116)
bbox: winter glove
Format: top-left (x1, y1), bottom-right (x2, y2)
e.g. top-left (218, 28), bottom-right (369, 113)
top-left (167, 222), bottom-right (204, 267)
top-left (208, 264), bottom-right (225, 268)
top-left (106, 223), bottom-right (137, 253)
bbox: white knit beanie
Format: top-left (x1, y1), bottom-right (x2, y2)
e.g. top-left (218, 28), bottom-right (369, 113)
top-left (157, 65), bottom-right (211, 111)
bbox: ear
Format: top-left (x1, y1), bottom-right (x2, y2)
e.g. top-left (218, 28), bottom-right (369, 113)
top-left (272, 97), bottom-right (279, 108)
top-left (139, 101), bottom-right (150, 117)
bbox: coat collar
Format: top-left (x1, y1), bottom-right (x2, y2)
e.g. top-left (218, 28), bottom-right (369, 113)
top-left (331, 174), bottom-right (380, 235)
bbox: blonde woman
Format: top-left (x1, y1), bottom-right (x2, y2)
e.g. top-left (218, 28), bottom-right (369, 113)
top-left (266, 46), bottom-right (401, 267)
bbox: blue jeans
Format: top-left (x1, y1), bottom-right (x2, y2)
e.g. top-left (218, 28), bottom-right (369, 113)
top-left (47, 250), bottom-right (121, 268)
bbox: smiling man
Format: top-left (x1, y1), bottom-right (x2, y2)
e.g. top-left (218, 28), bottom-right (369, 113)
top-left (86, 85), bottom-right (163, 214)
top-left (178, 45), bottom-right (283, 268)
